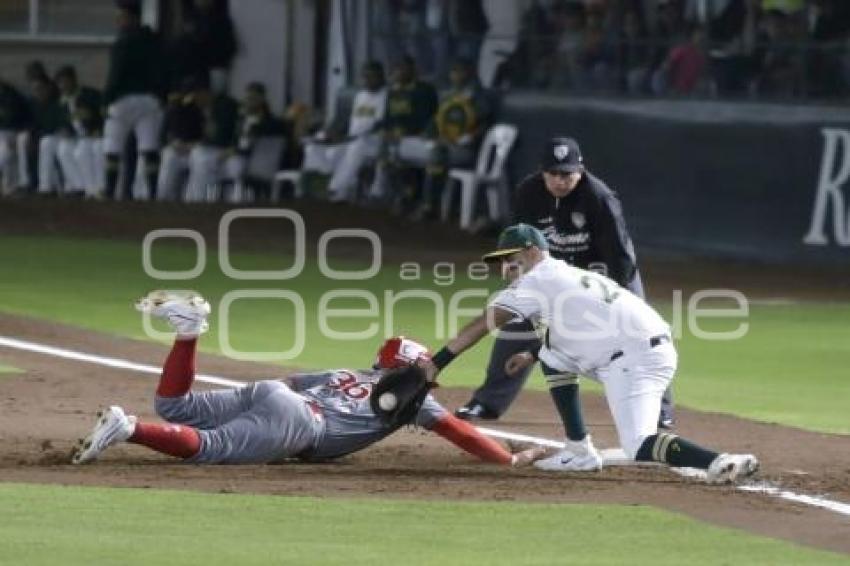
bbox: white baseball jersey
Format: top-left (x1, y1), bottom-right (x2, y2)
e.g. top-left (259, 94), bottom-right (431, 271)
top-left (491, 256), bottom-right (670, 376)
top-left (492, 255), bottom-right (677, 458)
top-left (347, 89), bottom-right (387, 137)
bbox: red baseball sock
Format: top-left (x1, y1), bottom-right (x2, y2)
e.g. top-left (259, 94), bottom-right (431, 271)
top-left (129, 422), bottom-right (201, 459)
top-left (431, 414), bottom-right (513, 465)
top-left (157, 338), bottom-right (197, 397)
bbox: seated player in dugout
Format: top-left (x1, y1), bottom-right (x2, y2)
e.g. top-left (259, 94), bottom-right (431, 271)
top-left (367, 55), bottom-right (438, 208)
top-left (395, 58), bottom-right (493, 221)
top-left (72, 291), bottom-right (545, 467)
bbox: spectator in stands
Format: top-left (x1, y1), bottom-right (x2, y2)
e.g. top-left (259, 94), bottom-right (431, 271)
top-left (18, 76), bottom-right (65, 195)
top-left (54, 66), bottom-right (104, 198)
top-left (157, 78), bottom-right (206, 200)
top-left (301, 61), bottom-right (387, 203)
top-left (649, 0), bottom-right (689, 74)
top-left (652, 24), bottom-right (710, 95)
top-left (751, 9), bottom-right (805, 97)
top-left (492, 0), bottom-right (557, 90)
top-left (0, 79), bottom-right (31, 195)
top-left (230, 82), bottom-right (287, 201)
top-left (369, 56), bottom-right (439, 209)
top-left (806, 0), bottom-right (850, 97)
top-left (422, 0), bottom-right (489, 85)
top-left (619, 8), bottom-right (654, 94)
top-left (578, 2), bottom-right (618, 91)
top-left (548, 1), bottom-right (588, 91)
top-left (183, 75), bottom-right (239, 201)
top-left (682, 0), bottom-right (759, 96)
top-left (397, 58), bottom-right (492, 221)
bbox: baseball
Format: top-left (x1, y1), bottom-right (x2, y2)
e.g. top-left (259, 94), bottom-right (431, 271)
top-left (378, 392), bottom-right (397, 411)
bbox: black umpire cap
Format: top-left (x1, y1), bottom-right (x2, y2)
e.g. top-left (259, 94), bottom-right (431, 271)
top-left (540, 137), bottom-right (583, 173)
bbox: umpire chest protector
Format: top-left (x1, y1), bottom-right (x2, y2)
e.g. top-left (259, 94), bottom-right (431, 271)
top-left (513, 171), bottom-right (638, 286)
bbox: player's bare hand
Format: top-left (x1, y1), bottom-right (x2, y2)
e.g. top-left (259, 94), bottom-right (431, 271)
top-left (505, 351), bottom-right (535, 376)
top-left (511, 446), bottom-right (552, 467)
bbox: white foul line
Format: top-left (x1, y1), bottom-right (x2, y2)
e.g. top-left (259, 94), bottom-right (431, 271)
top-left (0, 335), bottom-right (244, 388)
top-left (1, 334), bottom-right (848, 519)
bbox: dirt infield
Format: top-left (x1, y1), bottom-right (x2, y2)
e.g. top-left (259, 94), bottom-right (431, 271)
top-left (1, 313), bottom-right (848, 555)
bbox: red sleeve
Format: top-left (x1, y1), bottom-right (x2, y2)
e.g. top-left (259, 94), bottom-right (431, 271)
top-left (430, 414), bottom-right (513, 465)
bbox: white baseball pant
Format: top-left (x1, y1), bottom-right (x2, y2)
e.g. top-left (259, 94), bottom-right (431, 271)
top-left (184, 146), bottom-right (246, 202)
top-left (0, 130), bottom-right (16, 193)
top-left (592, 343), bottom-right (677, 459)
top-left (103, 94), bottom-right (164, 154)
top-left (37, 135), bottom-right (61, 194)
top-left (157, 144), bottom-right (191, 201)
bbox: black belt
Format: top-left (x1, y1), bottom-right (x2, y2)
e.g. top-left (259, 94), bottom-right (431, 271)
top-left (610, 334), bottom-right (670, 363)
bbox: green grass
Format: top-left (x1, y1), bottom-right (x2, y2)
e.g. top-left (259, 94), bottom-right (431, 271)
top-left (0, 235), bottom-right (847, 434)
top-left (0, 483), bottom-right (845, 566)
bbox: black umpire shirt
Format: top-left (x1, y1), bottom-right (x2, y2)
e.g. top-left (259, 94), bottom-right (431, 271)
top-left (513, 171), bottom-right (644, 297)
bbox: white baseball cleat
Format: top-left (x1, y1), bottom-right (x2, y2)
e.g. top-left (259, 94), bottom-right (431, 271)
top-left (72, 406), bottom-right (137, 464)
top-left (706, 453), bottom-right (759, 484)
top-left (534, 436), bottom-right (603, 472)
top-left (135, 290), bottom-right (211, 337)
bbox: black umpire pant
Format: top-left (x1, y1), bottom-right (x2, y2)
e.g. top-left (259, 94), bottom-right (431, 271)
top-left (471, 319), bottom-right (675, 422)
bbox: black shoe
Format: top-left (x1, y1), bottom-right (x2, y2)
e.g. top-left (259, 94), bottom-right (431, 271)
top-left (454, 400), bottom-right (499, 421)
top-left (658, 415), bottom-right (675, 430)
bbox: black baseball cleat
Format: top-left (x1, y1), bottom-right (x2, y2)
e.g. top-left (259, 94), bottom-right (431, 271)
top-left (658, 416), bottom-right (675, 430)
top-left (454, 400), bottom-right (500, 421)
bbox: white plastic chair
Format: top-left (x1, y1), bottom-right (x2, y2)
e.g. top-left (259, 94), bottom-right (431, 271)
top-left (440, 123), bottom-right (518, 230)
top-left (271, 169), bottom-right (303, 202)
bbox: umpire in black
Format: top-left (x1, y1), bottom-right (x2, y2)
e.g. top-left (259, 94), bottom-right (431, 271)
top-left (455, 136), bottom-right (675, 428)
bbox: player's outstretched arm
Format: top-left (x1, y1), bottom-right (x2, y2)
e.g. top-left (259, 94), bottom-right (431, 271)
top-left (426, 306), bottom-right (515, 382)
top-left (430, 414), bottom-right (544, 466)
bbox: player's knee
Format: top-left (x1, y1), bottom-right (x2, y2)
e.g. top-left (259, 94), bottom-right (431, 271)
top-left (154, 394), bottom-right (190, 421)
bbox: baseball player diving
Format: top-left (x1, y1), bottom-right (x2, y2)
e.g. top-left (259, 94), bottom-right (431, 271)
top-left (422, 224), bottom-right (759, 483)
top-left (71, 291), bottom-right (545, 467)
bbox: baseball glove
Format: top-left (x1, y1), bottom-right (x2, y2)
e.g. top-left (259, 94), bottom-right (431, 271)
top-left (370, 365), bottom-right (434, 428)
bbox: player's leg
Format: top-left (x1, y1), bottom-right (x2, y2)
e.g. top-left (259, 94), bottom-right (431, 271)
top-left (611, 345), bottom-right (758, 483)
top-left (223, 153), bottom-right (247, 202)
top-left (190, 380), bottom-right (321, 464)
top-left (328, 134), bottom-right (381, 201)
top-left (16, 131), bottom-right (31, 190)
top-left (456, 320), bottom-right (540, 420)
top-left (186, 145), bottom-right (222, 202)
top-left (75, 137), bottom-right (101, 198)
top-left (56, 138), bottom-right (85, 194)
top-left (72, 405), bottom-right (201, 464)
top-left (37, 135), bottom-right (61, 194)
top-left (156, 144), bottom-right (190, 201)
top-left (134, 290), bottom-right (249, 428)
top-left (134, 95), bottom-right (164, 200)
top-left (533, 359), bottom-right (602, 471)
top-left (103, 102), bottom-right (132, 200)
top-left (301, 141), bottom-right (339, 175)
top-left (0, 130), bottom-right (16, 194)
